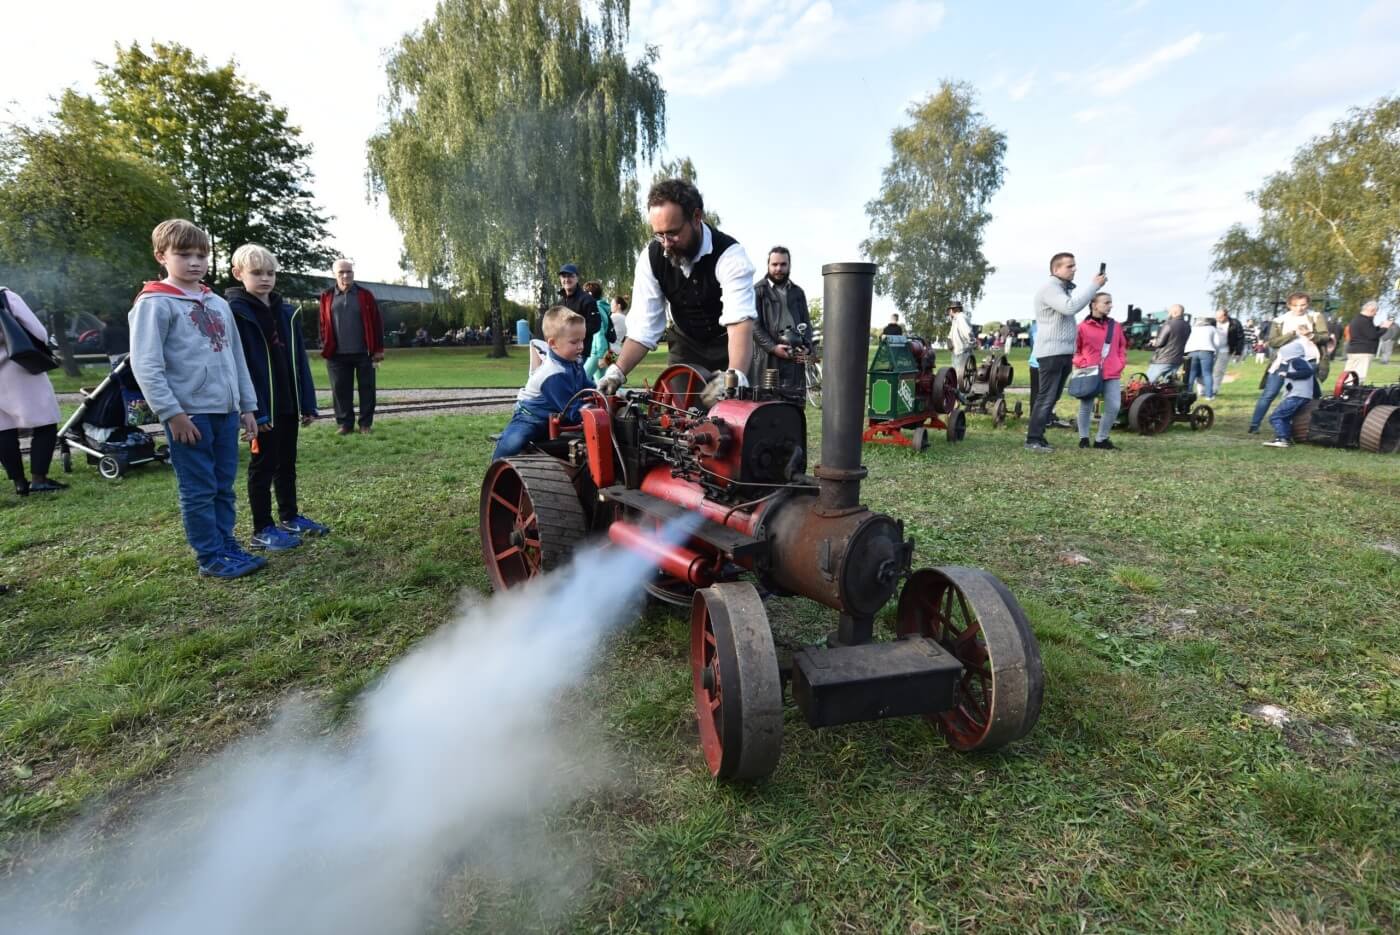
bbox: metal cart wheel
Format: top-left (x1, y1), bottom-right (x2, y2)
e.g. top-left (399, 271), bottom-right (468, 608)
top-left (805, 360), bottom-right (822, 409)
top-left (1290, 399), bottom-right (1317, 444)
top-left (930, 367), bottom-right (959, 415)
top-left (479, 457), bottom-right (588, 591)
top-left (1189, 404), bottom-right (1215, 431)
top-left (896, 566), bottom-right (1044, 751)
top-left (97, 455), bottom-right (125, 480)
top-left (945, 408), bottom-right (968, 443)
top-left (1127, 393), bottom-right (1172, 435)
top-left (911, 426), bottom-right (929, 451)
top-left (690, 582), bottom-right (783, 781)
top-left (993, 398), bottom-right (1007, 427)
top-left (1360, 405), bottom-right (1400, 453)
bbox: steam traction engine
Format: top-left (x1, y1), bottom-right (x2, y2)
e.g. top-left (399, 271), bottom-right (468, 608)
top-left (960, 351), bottom-right (1022, 426)
top-left (479, 264), bottom-right (1043, 780)
top-left (1291, 371), bottom-right (1400, 452)
top-left (863, 334), bottom-right (967, 450)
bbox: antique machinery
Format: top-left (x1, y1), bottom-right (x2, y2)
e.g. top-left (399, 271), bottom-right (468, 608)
top-left (959, 351), bottom-right (1021, 427)
top-left (479, 263), bottom-right (1043, 781)
top-left (863, 334), bottom-right (966, 450)
top-left (1291, 371), bottom-right (1400, 452)
top-left (1117, 371), bottom-right (1214, 435)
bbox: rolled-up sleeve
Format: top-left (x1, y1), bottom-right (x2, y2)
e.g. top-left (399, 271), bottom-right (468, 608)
top-left (625, 248), bottom-right (668, 350)
top-left (714, 244), bottom-right (757, 326)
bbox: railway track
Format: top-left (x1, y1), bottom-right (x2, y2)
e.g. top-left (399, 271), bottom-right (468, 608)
top-left (21, 393), bottom-right (518, 455)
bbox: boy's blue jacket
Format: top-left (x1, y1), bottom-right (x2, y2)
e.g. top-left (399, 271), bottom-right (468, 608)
top-left (516, 348), bottom-right (594, 421)
top-left (226, 287), bottom-right (318, 426)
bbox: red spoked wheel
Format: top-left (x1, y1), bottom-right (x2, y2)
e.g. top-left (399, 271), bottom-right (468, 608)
top-left (690, 582), bottom-right (783, 781)
top-left (1127, 393), bottom-right (1172, 435)
top-left (930, 367), bottom-right (959, 414)
top-left (1333, 370), bottom-right (1361, 399)
top-left (650, 364), bottom-right (714, 416)
top-left (896, 566), bottom-right (1044, 751)
top-left (479, 457), bottom-right (588, 591)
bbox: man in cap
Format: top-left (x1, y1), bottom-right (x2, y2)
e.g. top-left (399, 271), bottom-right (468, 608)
top-left (597, 178), bottom-right (756, 396)
top-left (556, 263), bottom-right (611, 351)
top-left (948, 299), bottom-right (974, 379)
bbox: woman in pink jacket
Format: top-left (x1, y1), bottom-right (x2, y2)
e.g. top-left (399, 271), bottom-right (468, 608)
top-left (0, 288), bottom-right (65, 494)
top-left (1074, 292), bottom-right (1128, 450)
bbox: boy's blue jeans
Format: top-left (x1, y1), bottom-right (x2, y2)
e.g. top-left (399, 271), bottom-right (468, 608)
top-left (492, 409), bottom-right (548, 462)
top-left (1269, 394), bottom-right (1310, 440)
top-left (1251, 370), bottom-right (1286, 430)
top-left (165, 412), bottom-right (241, 565)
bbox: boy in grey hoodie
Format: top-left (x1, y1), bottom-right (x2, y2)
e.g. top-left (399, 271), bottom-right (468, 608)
top-left (128, 220), bottom-right (262, 577)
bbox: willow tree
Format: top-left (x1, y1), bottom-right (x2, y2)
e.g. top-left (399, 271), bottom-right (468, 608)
top-left (862, 81), bottom-right (1006, 337)
top-left (368, 0), bottom-right (665, 356)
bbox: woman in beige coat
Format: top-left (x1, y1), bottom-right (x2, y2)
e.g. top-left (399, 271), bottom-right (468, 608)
top-left (0, 288), bottom-right (65, 495)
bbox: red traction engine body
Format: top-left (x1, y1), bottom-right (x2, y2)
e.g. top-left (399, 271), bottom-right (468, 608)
top-left (479, 263), bottom-right (1043, 781)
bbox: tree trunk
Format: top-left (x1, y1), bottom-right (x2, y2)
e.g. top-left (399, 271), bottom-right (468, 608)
top-left (534, 225), bottom-right (550, 330)
top-left (488, 261), bottom-right (508, 359)
top-left (47, 309), bottom-right (82, 378)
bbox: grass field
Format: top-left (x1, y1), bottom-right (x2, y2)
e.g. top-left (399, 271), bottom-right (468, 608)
top-left (4, 349), bottom-right (1399, 932)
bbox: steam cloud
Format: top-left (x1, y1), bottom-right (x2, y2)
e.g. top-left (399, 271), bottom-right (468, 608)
top-left (1, 525), bottom-right (689, 934)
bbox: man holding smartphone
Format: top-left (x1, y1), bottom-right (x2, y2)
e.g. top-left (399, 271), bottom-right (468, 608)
top-left (1025, 253), bottom-right (1104, 451)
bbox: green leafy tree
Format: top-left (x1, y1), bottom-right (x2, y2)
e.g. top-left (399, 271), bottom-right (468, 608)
top-left (861, 81), bottom-right (1006, 337)
top-left (1217, 96), bottom-right (1398, 316)
top-left (0, 92), bottom-right (187, 375)
top-left (1208, 223), bottom-right (1301, 319)
top-left (369, 0), bottom-right (665, 357)
top-left (97, 42), bottom-right (334, 288)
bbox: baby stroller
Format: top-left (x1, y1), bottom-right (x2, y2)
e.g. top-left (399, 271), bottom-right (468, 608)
top-left (57, 357), bottom-right (169, 480)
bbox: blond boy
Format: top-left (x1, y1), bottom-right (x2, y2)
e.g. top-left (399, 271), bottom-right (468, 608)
top-left (491, 306), bottom-right (593, 460)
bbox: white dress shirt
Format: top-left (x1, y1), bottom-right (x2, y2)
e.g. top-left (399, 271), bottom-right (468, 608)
top-left (624, 223), bottom-right (757, 350)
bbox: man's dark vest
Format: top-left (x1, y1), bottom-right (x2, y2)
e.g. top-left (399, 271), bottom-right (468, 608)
top-left (647, 226), bottom-right (739, 344)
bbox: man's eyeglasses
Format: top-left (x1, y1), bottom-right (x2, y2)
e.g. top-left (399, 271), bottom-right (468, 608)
top-left (654, 223), bottom-right (691, 244)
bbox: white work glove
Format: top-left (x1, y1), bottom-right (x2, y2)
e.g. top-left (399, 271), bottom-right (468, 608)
top-left (700, 369), bottom-right (749, 407)
top-left (597, 363), bottom-right (626, 396)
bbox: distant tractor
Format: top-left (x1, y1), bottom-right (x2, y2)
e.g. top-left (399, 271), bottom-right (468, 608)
top-left (863, 334), bottom-right (966, 450)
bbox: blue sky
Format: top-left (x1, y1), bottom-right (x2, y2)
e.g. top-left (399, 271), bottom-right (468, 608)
top-left (4, 0), bottom-right (1398, 322)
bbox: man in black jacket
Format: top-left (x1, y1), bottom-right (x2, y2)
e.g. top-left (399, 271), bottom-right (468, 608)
top-left (1212, 306), bottom-right (1244, 392)
top-left (1345, 301), bottom-right (1384, 381)
top-left (557, 263), bottom-right (612, 350)
top-left (748, 246), bottom-right (811, 398)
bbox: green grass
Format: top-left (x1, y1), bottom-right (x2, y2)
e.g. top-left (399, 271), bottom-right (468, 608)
top-left (4, 351), bottom-right (1400, 932)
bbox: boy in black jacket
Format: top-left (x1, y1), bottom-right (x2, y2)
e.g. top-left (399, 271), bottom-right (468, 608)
top-left (227, 244), bottom-right (329, 551)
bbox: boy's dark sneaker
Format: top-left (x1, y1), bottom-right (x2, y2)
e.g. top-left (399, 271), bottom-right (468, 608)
top-left (1246, 425), bottom-right (1260, 434)
top-left (281, 515), bottom-right (330, 537)
top-left (251, 525), bottom-right (302, 551)
top-left (28, 479), bottom-right (68, 492)
top-left (199, 552), bottom-right (264, 579)
top-left (1078, 437), bottom-right (1090, 449)
top-left (1093, 438), bottom-right (1118, 450)
top-left (1263, 437), bottom-right (1292, 448)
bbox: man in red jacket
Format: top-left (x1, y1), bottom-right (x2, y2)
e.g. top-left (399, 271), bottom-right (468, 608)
top-left (319, 258), bottom-right (384, 435)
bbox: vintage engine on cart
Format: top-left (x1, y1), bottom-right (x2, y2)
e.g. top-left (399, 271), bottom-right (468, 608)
top-left (1291, 372), bottom-right (1400, 452)
top-left (479, 263), bottom-right (1043, 781)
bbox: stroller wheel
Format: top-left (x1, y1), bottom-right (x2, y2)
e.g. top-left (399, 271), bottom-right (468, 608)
top-left (98, 455), bottom-right (126, 480)
top-left (62, 451), bottom-right (73, 474)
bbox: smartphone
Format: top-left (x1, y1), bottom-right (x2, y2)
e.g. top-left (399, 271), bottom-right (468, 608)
top-left (1098, 262), bottom-right (1107, 275)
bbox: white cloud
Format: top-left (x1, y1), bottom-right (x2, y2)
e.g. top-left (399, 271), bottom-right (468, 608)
top-left (632, 0), bottom-right (945, 96)
top-left (1007, 71), bottom-right (1036, 102)
top-left (1092, 32), bottom-right (1204, 96)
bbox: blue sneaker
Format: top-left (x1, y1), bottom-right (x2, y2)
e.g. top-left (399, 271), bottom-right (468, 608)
top-left (199, 552), bottom-right (264, 578)
top-left (281, 514), bottom-right (330, 537)
top-left (250, 525), bottom-right (302, 551)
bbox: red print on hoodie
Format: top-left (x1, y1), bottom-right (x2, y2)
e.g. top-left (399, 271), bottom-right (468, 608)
top-left (138, 281), bottom-right (226, 352)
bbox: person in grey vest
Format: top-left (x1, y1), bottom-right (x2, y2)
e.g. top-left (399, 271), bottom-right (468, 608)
top-left (598, 179), bottom-right (756, 396)
top-left (1025, 251), bottom-right (1103, 452)
top-left (1146, 305), bottom-right (1188, 383)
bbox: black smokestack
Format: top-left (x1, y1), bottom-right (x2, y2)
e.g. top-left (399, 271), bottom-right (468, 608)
top-left (816, 262), bottom-right (877, 513)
